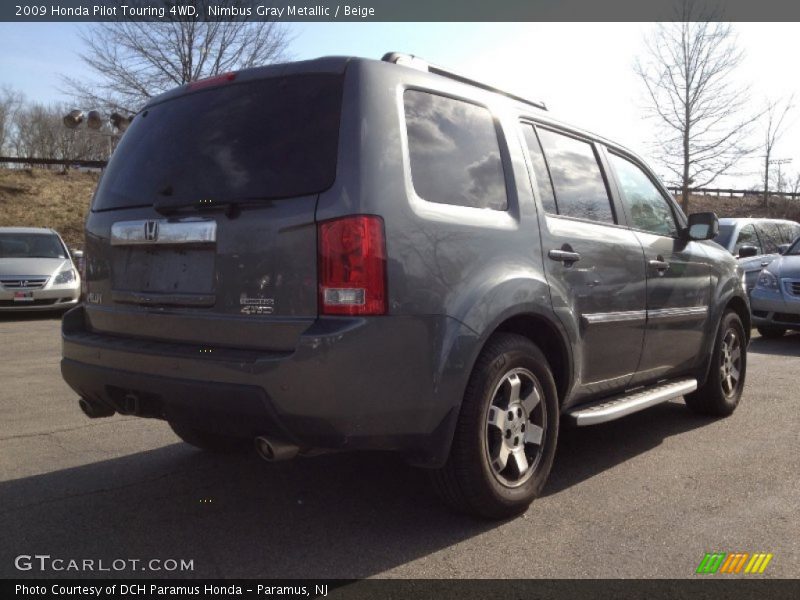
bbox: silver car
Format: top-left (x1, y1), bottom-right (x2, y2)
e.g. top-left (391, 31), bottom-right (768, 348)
top-left (713, 217), bottom-right (800, 294)
top-left (750, 236), bottom-right (800, 337)
top-left (0, 227), bottom-right (81, 312)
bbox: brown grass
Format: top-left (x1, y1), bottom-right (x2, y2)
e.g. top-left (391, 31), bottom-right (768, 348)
top-left (0, 167), bottom-right (98, 250)
top-left (684, 193), bottom-right (800, 222)
top-left (1, 167), bottom-right (798, 252)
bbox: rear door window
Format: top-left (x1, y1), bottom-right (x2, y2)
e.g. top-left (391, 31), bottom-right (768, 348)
top-left (404, 90), bottom-right (508, 211)
top-left (536, 128), bottom-right (615, 224)
top-left (93, 74), bottom-right (344, 211)
top-left (521, 124), bottom-right (557, 214)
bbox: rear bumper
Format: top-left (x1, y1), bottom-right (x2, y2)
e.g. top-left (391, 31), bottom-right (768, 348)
top-left (61, 306), bottom-right (473, 466)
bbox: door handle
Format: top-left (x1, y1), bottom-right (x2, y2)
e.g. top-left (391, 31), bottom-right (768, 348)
top-left (760, 261), bottom-right (771, 267)
top-left (548, 249), bottom-right (581, 264)
top-left (648, 258), bottom-right (670, 273)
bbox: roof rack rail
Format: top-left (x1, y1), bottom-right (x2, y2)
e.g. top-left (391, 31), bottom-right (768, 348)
top-left (382, 52), bottom-right (547, 111)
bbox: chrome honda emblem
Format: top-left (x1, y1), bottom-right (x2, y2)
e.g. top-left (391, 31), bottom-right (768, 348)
top-left (144, 220), bottom-right (159, 242)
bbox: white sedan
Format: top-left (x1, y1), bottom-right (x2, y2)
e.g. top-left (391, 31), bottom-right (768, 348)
top-left (0, 227), bottom-right (81, 312)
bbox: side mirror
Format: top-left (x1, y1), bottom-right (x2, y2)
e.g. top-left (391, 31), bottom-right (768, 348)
top-left (777, 243), bottom-right (791, 255)
top-left (686, 212), bottom-right (719, 241)
top-left (737, 245), bottom-right (758, 259)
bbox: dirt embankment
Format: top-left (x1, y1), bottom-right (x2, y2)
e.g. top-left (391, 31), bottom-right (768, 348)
top-left (0, 167), bottom-right (98, 250)
top-left (1, 167), bottom-right (799, 250)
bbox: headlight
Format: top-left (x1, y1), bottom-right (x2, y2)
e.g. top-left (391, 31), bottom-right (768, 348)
top-left (53, 269), bottom-right (76, 285)
top-left (755, 270), bottom-right (779, 291)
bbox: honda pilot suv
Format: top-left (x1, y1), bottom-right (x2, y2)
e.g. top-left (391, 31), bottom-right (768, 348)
top-left (62, 54), bottom-right (750, 519)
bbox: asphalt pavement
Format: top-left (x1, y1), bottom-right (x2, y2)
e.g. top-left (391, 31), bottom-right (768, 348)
top-left (1, 313), bottom-right (798, 579)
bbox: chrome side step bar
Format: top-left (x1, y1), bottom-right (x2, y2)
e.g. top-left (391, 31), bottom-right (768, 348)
top-left (568, 378), bottom-right (698, 426)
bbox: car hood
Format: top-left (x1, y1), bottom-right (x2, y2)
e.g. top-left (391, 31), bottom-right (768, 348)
top-left (769, 255), bottom-right (800, 279)
top-left (0, 257), bottom-right (70, 277)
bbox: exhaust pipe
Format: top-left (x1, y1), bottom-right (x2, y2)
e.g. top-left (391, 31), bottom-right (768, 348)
top-left (78, 397), bottom-right (115, 419)
top-left (254, 436), bottom-right (299, 462)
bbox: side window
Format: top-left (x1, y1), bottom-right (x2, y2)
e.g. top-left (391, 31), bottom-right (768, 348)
top-left (791, 224), bottom-right (800, 244)
top-left (537, 128), bottom-right (615, 224)
top-left (404, 90), bottom-right (507, 210)
top-left (521, 124), bottom-right (557, 213)
top-left (608, 153), bottom-right (677, 237)
top-left (756, 222), bottom-right (782, 254)
top-left (734, 224), bottom-right (762, 256)
top-left (777, 222), bottom-right (799, 244)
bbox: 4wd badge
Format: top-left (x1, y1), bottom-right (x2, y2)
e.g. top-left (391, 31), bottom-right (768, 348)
top-left (239, 294), bottom-right (274, 315)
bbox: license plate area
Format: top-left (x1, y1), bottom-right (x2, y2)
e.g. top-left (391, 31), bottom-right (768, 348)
top-left (112, 247), bottom-right (215, 295)
top-left (13, 291), bottom-right (34, 302)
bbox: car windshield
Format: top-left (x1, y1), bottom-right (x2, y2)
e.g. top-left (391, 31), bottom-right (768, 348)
top-left (0, 233), bottom-right (66, 259)
top-left (786, 238), bottom-right (800, 255)
top-left (713, 225), bottom-right (735, 251)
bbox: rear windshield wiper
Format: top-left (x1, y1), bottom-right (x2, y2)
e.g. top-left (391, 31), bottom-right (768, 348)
top-left (152, 197), bottom-right (273, 218)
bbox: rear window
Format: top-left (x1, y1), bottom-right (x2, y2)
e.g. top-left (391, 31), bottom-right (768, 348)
top-left (93, 74), bottom-right (344, 211)
top-left (404, 90), bottom-right (507, 211)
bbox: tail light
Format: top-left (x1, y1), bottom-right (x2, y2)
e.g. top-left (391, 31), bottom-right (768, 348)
top-left (318, 215), bottom-right (387, 316)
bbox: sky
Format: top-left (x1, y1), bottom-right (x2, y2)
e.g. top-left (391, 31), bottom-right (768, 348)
top-left (1, 21), bottom-right (799, 188)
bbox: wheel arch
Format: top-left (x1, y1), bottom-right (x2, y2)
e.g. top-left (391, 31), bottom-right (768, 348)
top-left (696, 292), bottom-right (751, 387)
top-left (725, 294), bottom-right (751, 341)
top-left (492, 313), bottom-right (572, 406)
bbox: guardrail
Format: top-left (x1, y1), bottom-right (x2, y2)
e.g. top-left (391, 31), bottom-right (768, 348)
top-left (0, 156), bottom-right (107, 168)
top-left (667, 187), bottom-right (799, 199)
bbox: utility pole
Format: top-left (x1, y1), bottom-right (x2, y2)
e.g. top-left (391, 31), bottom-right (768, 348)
top-left (765, 157), bottom-right (793, 208)
top-left (770, 158), bottom-right (792, 193)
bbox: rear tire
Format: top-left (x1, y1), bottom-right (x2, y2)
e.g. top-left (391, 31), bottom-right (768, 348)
top-left (431, 333), bottom-right (559, 520)
top-left (685, 311), bottom-right (746, 417)
top-left (168, 421), bottom-right (250, 453)
top-left (757, 326), bottom-right (785, 339)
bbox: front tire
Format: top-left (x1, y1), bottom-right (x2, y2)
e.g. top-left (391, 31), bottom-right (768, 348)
top-left (168, 421), bottom-right (250, 453)
top-left (431, 333), bottom-right (559, 519)
top-left (685, 311), bottom-right (747, 417)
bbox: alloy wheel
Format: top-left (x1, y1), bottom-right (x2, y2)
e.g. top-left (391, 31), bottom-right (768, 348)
top-left (485, 368), bottom-right (547, 488)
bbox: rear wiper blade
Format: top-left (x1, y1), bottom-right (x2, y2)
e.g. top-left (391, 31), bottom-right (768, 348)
top-left (152, 197), bottom-right (271, 217)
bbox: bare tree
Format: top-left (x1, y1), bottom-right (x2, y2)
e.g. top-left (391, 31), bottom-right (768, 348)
top-left (11, 102), bottom-right (108, 164)
top-left (0, 86), bottom-right (24, 155)
top-left (635, 1), bottom-right (757, 212)
top-left (761, 95), bottom-right (795, 206)
top-left (64, 1), bottom-right (291, 114)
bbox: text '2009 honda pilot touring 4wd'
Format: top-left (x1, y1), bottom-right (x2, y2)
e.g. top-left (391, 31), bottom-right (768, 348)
top-left (62, 54), bottom-right (750, 519)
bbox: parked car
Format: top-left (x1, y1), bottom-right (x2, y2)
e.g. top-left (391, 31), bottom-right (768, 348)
top-left (0, 227), bottom-right (81, 312)
top-left (60, 53), bottom-right (750, 519)
top-left (713, 217), bottom-right (800, 293)
top-left (750, 235), bottom-right (800, 337)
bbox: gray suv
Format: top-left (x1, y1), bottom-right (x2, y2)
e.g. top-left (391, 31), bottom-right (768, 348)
top-left (61, 54), bottom-right (750, 519)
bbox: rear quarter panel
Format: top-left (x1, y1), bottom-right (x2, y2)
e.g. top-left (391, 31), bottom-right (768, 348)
top-left (315, 60), bottom-right (568, 426)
